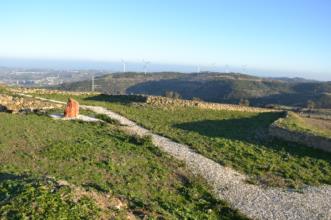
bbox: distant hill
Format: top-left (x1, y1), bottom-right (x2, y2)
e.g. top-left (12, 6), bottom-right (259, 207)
top-left (266, 77), bottom-right (318, 83)
top-left (54, 72), bottom-right (331, 108)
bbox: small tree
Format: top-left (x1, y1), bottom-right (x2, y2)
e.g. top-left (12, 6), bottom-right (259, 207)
top-left (164, 91), bottom-right (181, 99)
top-left (239, 98), bottom-right (250, 106)
top-left (306, 100), bottom-right (316, 110)
top-left (173, 92), bottom-right (181, 99)
top-left (192, 97), bottom-right (202, 101)
top-left (164, 91), bottom-right (174, 98)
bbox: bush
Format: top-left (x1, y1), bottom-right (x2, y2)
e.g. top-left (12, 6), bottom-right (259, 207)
top-left (164, 91), bottom-right (181, 99)
top-left (306, 100), bottom-right (316, 110)
top-left (239, 98), bottom-right (250, 106)
top-left (192, 97), bottom-right (202, 101)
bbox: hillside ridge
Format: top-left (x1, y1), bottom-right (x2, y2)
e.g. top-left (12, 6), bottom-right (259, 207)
top-left (54, 72), bottom-right (331, 108)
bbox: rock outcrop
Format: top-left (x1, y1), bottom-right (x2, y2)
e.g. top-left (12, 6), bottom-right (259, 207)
top-left (64, 98), bottom-right (79, 118)
top-left (0, 94), bottom-right (63, 113)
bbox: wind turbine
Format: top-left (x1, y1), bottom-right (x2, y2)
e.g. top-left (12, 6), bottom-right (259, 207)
top-left (197, 64), bottom-right (201, 73)
top-left (241, 64), bottom-right (247, 74)
top-left (142, 60), bottom-right (150, 75)
top-left (121, 59), bottom-right (126, 73)
top-left (225, 64), bottom-right (230, 73)
top-left (91, 75), bottom-right (95, 92)
top-left (91, 74), bottom-right (101, 92)
top-left (209, 63), bottom-right (216, 72)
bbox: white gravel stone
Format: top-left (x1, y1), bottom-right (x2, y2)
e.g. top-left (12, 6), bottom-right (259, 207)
top-left (49, 113), bottom-right (101, 122)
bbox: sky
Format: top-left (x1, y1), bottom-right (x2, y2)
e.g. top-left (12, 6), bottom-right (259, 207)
top-left (0, 0), bottom-right (330, 80)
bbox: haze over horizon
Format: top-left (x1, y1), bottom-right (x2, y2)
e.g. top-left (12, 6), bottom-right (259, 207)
top-left (1, 0), bottom-right (330, 80)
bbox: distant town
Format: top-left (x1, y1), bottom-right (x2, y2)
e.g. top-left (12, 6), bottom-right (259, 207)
top-left (0, 67), bottom-right (106, 87)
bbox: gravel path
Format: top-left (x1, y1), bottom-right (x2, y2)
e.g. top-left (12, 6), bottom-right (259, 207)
top-left (20, 94), bottom-right (331, 220)
top-left (49, 113), bottom-right (101, 122)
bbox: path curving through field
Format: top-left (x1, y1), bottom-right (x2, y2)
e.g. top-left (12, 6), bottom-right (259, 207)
top-left (20, 94), bottom-right (331, 220)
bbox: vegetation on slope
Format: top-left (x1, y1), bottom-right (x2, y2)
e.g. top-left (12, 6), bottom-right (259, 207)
top-left (32, 93), bottom-right (331, 188)
top-left (0, 175), bottom-right (100, 219)
top-left (0, 112), bottom-right (246, 219)
top-left (275, 112), bottom-right (331, 138)
top-left (54, 72), bottom-right (331, 108)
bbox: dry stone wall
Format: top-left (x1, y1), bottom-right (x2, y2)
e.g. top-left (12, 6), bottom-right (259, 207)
top-left (146, 96), bottom-right (275, 113)
top-left (0, 94), bottom-right (63, 113)
top-left (11, 87), bottom-right (277, 113)
top-left (269, 117), bottom-right (331, 153)
top-left (9, 87), bottom-right (100, 96)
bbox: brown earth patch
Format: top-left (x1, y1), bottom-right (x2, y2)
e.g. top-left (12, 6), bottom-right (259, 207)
top-left (303, 117), bottom-right (331, 134)
top-left (56, 179), bottom-right (136, 220)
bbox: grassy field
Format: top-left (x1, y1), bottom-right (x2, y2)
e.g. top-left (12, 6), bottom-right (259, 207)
top-left (275, 112), bottom-right (331, 138)
top-left (0, 175), bottom-right (100, 219)
top-left (0, 112), bottom-right (246, 219)
top-left (31, 93), bottom-right (331, 188)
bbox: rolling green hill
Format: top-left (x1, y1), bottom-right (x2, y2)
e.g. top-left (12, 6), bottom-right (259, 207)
top-left (55, 72), bottom-right (331, 108)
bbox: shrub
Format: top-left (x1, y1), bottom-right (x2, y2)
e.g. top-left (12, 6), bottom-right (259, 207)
top-left (164, 91), bottom-right (181, 99)
top-left (239, 98), bottom-right (250, 106)
top-left (192, 97), bottom-right (202, 101)
top-left (306, 100), bottom-right (316, 110)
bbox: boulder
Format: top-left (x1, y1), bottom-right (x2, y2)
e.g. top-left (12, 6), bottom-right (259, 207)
top-left (64, 98), bottom-right (79, 118)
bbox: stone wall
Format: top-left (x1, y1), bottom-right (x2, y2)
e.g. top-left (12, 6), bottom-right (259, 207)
top-left (0, 94), bottom-right (63, 113)
top-left (269, 120), bottom-right (331, 153)
top-left (146, 96), bottom-right (275, 113)
top-left (9, 87), bottom-right (276, 113)
top-left (9, 87), bottom-right (279, 113)
top-left (8, 87), bottom-right (100, 96)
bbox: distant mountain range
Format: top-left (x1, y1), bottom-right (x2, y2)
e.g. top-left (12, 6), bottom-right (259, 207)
top-left (54, 72), bottom-right (331, 108)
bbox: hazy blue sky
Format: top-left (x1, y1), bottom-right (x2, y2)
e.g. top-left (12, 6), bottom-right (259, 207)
top-left (0, 0), bottom-right (330, 80)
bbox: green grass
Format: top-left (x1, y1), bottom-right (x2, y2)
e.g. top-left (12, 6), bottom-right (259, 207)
top-left (47, 107), bottom-right (120, 124)
top-left (0, 112), bottom-right (246, 219)
top-left (0, 175), bottom-right (100, 219)
top-left (31, 93), bottom-right (331, 188)
top-left (275, 112), bottom-right (331, 138)
top-left (0, 86), bottom-right (11, 95)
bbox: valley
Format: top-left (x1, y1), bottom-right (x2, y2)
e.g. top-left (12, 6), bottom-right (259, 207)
top-left (56, 72), bottom-right (331, 109)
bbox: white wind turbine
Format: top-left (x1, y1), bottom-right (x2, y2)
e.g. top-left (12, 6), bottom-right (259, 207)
top-left (121, 59), bottom-right (126, 73)
top-left (241, 64), bottom-right (247, 74)
top-left (197, 64), bottom-right (201, 73)
top-left (142, 60), bottom-right (150, 74)
top-left (225, 64), bottom-right (230, 73)
top-left (209, 63), bottom-right (216, 72)
top-left (91, 74), bottom-right (95, 92)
